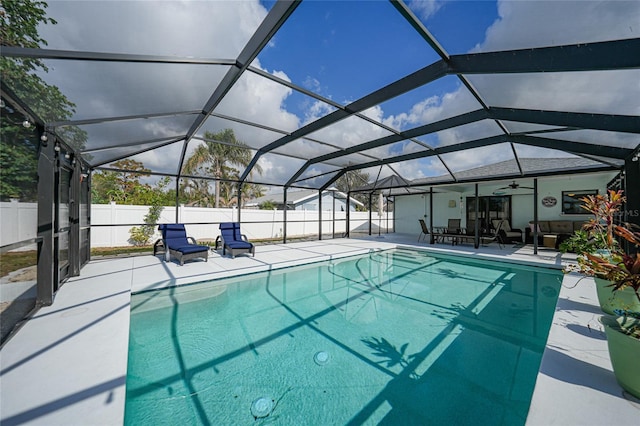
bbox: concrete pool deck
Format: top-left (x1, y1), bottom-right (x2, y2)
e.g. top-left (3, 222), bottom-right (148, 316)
top-left (1, 235), bottom-right (638, 425)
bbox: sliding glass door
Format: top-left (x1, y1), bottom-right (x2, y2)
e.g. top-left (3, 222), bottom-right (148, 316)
top-left (466, 196), bottom-right (511, 232)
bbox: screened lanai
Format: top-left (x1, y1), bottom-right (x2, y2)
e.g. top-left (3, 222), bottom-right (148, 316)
top-left (1, 0), bottom-right (639, 334)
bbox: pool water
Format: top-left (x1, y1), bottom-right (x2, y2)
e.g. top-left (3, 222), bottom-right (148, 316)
top-left (124, 248), bottom-right (562, 425)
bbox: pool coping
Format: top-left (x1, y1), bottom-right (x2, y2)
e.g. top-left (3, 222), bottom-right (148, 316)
top-left (1, 236), bottom-right (638, 424)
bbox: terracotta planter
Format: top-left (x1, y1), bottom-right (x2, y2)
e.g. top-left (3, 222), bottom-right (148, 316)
top-left (594, 277), bottom-right (640, 315)
top-left (601, 315), bottom-right (640, 399)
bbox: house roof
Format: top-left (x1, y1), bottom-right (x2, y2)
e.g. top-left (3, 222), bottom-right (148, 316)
top-left (247, 188), bottom-right (364, 207)
top-left (348, 157), bottom-right (619, 196)
top-left (413, 157), bottom-right (613, 185)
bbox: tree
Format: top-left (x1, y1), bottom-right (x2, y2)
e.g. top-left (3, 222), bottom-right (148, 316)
top-left (240, 183), bottom-right (266, 207)
top-left (180, 178), bottom-right (215, 207)
top-left (1, 0), bottom-right (87, 149)
top-left (259, 200), bottom-right (277, 210)
top-left (91, 159), bottom-right (175, 206)
top-left (0, 103), bottom-right (39, 201)
top-left (335, 169), bottom-right (370, 210)
top-left (91, 159), bottom-right (150, 204)
top-left (182, 129), bottom-right (262, 207)
top-left (1, 0), bottom-right (87, 201)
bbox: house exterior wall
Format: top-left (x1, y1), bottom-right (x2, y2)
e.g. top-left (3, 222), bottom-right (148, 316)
top-left (394, 171), bottom-right (617, 235)
top-left (395, 192), bottom-right (463, 234)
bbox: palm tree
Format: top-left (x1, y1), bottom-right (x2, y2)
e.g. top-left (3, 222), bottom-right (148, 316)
top-left (183, 129), bottom-right (262, 207)
top-left (180, 178), bottom-right (215, 207)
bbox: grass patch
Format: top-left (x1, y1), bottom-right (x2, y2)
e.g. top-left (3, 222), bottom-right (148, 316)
top-left (0, 250), bottom-right (37, 277)
top-left (91, 246), bottom-right (154, 257)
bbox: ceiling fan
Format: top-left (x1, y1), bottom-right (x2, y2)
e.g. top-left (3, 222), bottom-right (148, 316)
top-left (493, 181), bottom-right (534, 194)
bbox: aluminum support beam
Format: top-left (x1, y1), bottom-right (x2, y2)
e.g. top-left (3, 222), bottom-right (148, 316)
top-left (489, 108), bottom-right (640, 135)
top-left (624, 158), bottom-right (640, 255)
top-left (318, 189), bottom-right (322, 240)
top-left (449, 38), bottom-right (640, 74)
top-left (429, 187), bottom-right (434, 244)
top-left (283, 188), bottom-right (288, 244)
top-left (50, 110), bottom-right (201, 128)
top-left (510, 135), bottom-right (632, 159)
top-left (69, 157), bottom-right (82, 277)
top-left (89, 137), bottom-right (185, 168)
top-left (0, 46), bottom-right (236, 65)
top-left (36, 130), bottom-right (56, 306)
top-left (368, 195), bottom-right (372, 236)
top-left (346, 192), bottom-right (351, 238)
top-left (533, 178), bottom-right (539, 255)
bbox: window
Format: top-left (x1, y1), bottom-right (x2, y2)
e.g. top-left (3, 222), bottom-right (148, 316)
top-left (562, 190), bottom-right (598, 214)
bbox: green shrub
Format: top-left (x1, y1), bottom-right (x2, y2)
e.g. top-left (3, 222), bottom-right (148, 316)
top-left (559, 229), bottom-right (609, 254)
top-left (128, 204), bottom-right (164, 246)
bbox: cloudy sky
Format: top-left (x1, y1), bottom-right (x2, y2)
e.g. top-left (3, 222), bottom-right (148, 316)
top-left (35, 0), bottom-right (639, 188)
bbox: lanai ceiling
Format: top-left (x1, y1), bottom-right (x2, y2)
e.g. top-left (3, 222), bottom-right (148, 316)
top-left (3, 0), bottom-right (639, 192)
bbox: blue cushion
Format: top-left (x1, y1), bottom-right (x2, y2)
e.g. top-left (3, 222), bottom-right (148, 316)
top-left (226, 241), bottom-right (252, 249)
top-left (160, 224), bottom-right (208, 254)
top-left (173, 245), bottom-right (208, 254)
top-left (218, 222), bottom-right (253, 253)
top-left (165, 237), bottom-right (190, 249)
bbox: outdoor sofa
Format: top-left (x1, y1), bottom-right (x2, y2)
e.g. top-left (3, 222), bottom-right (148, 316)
top-left (526, 220), bottom-right (586, 246)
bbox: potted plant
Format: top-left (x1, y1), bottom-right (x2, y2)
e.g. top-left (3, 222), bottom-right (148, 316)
top-left (600, 312), bottom-right (640, 399)
top-left (564, 189), bottom-right (640, 398)
top-left (565, 190), bottom-right (640, 314)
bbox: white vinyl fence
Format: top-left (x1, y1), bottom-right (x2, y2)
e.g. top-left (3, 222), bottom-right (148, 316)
top-left (1, 201), bottom-right (393, 248)
top-left (0, 200), bottom-right (38, 245)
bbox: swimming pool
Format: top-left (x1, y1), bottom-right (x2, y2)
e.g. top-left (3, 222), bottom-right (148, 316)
top-left (124, 248), bottom-right (562, 425)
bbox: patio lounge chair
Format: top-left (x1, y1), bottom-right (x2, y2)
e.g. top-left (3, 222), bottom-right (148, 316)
top-left (435, 218), bottom-right (462, 244)
top-left (156, 224), bottom-right (209, 265)
top-left (215, 222), bottom-right (255, 258)
top-left (491, 219), bottom-right (523, 244)
top-left (480, 220), bottom-right (505, 249)
top-left (418, 219), bottom-right (430, 243)
top-left (456, 219), bottom-right (504, 249)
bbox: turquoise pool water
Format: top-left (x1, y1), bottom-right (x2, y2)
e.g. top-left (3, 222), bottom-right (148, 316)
top-left (125, 248), bottom-right (562, 425)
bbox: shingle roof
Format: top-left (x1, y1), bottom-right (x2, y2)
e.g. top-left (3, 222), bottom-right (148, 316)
top-left (247, 188), bottom-right (364, 207)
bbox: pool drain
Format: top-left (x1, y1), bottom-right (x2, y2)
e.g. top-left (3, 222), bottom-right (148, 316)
top-left (251, 397), bottom-right (274, 419)
top-left (314, 351), bottom-right (330, 366)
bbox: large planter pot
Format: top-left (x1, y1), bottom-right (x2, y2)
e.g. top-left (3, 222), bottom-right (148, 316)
top-left (594, 277), bottom-right (640, 315)
top-left (601, 315), bottom-right (640, 399)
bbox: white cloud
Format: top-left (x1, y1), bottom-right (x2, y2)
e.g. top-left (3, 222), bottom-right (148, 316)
top-left (42, 1), bottom-right (264, 57)
top-left (303, 76), bottom-right (322, 93)
top-left (382, 88), bottom-right (481, 131)
top-left (378, 0), bottom-right (640, 175)
top-left (214, 61), bottom-right (300, 134)
top-left (408, 0), bottom-right (444, 21)
top-left (475, 0), bottom-right (638, 53)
